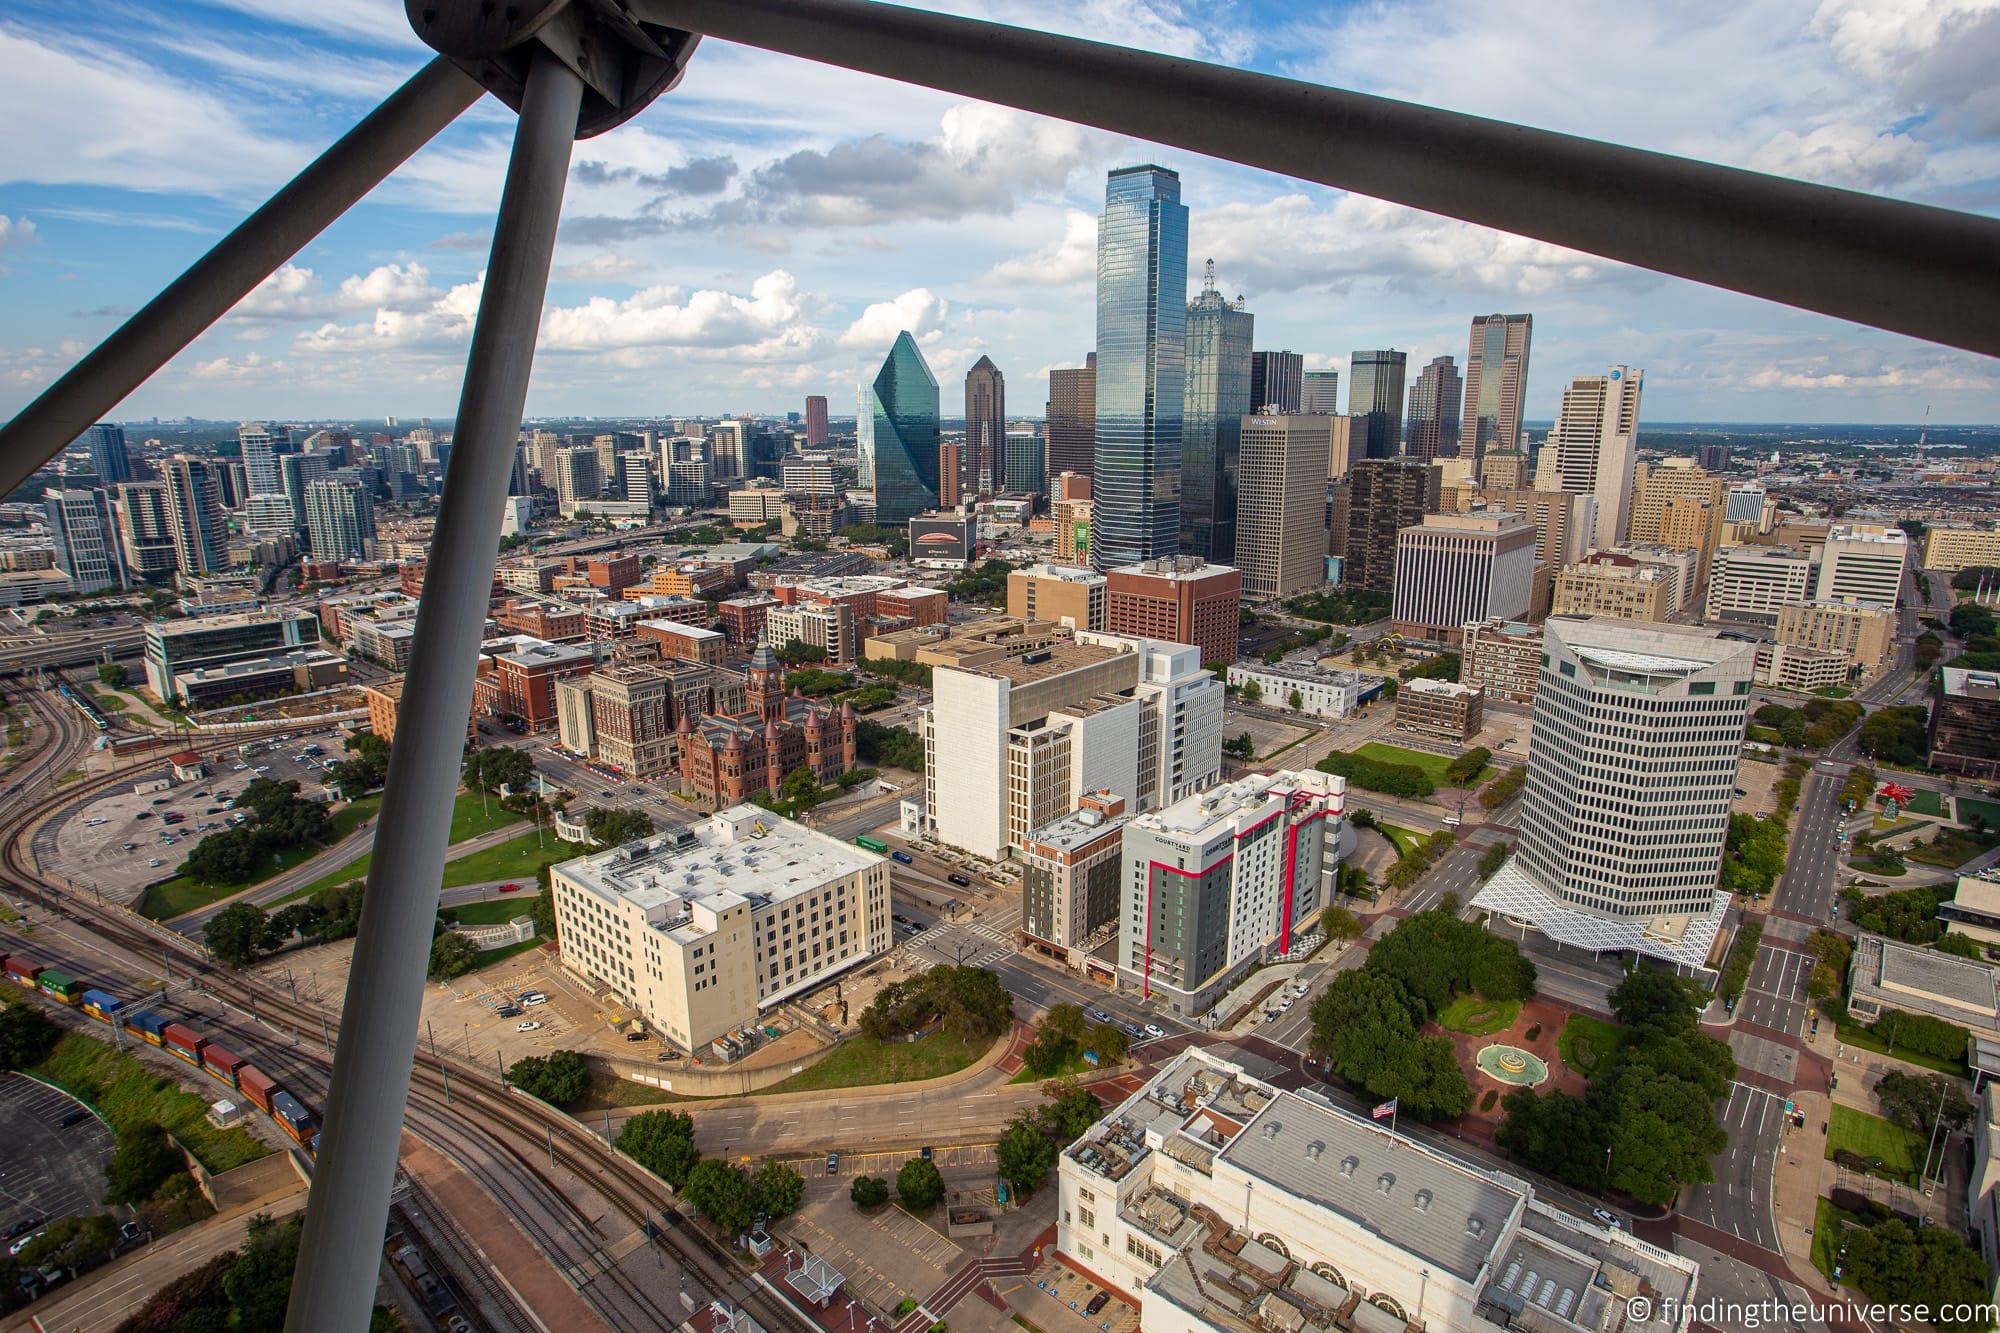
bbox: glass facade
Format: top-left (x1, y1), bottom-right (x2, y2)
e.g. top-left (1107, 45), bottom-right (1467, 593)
top-left (1092, 166), bottom-right (1187, 571)
top-left (1180, 274), bottom-right (1252, 562)
top-left (1349, 349), bottom-right (1407, 460)
top-left (856, 331), bottom-right (940, 526)
top-left (1465, 312), bottom-right (1533, 466)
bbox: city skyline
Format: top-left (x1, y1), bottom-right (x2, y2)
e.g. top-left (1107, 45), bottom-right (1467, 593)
top-left (0, 2), bottom-right (1995, 426)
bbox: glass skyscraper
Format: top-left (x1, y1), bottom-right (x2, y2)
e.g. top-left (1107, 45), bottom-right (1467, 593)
top-left (1350, 349), bottom-right (1407, 460)
top-left (856, 330), bottom-right (940, 526)
top-left (1464, 313), bottom-right (1533, 469)
top-left (1092, 165), bottom-right (1187, 571)
top-left (82, 422), bottom-right (131, 485)
top-left (1181, 261), bottom-right (1252, 563)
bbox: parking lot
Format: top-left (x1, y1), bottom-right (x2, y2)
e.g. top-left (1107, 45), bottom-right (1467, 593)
top-left (0, 1073), bottom-right (117, 1237)
top-left (49, 732), bottom-right (345, 904)
top-left (781, 1185), bottom-right (967, 1315)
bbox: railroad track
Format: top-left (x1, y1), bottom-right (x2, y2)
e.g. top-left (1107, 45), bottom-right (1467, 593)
top-left (0, 686), bottom-right (810, 1333)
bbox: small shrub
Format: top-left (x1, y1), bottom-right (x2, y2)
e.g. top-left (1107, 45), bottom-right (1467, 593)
top-left (1524, 1024), bottom-right (1541, 1042)
top-left (1480, 1090), bottom-right (1498, 1112)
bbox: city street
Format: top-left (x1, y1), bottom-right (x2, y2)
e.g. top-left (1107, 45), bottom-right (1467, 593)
top-left (1680, 1081), bottom-right (1786, 1254)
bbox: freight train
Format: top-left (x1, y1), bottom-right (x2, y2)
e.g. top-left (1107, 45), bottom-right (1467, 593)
top-left (1, 947), bottom-right (320, 1151)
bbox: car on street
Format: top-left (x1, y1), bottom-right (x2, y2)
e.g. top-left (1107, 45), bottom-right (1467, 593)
top-left (7, 1232), bottom-right (44, 1257)
top-left (826, 1152), bottom-right (839, 1174)
top-left (1590, 1208), bottom-right (1620, 1229)
top-left (1121, 1022), bottom-right (1145, 1039)
top-left (1087, 1008), bottom-right (1113, 1024)
top-left (515, 1021), bottom-right (542, 1032)
top-left (499, 882), bottom-right (522, 893)
top-left (1143, 1023), bottom-right (1166, 1039)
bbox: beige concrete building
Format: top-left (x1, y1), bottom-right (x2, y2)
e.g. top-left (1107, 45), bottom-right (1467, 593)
top-left (555, 660), bottom-right (742, 778)
top-left (1461, 618), bottom-right (1543, 705)
top-left (1235, 414), bottom-right (1331, 599)
top-left (1006, 562), bottom-right (1106, 631)
top-left (1775, 600), bottom-right (1894, 675)
top-left (1818, 524), bottom-right (1908, 610)
top-left (1924, 525), bottom-right (2000, 572)
top-left (1395, 677), bottom-right (1485, 742)
top-left (864, 616), bottom-right (1063, 668)
top-left (1940, 871), bottom-right (2000, 949)
top-left (549, 806), bottom-right (891, 1054)
top-left (1705, 543), bottom-right (1816, 625)
top-left (1552, 552), bottom-right (1673, 623)
top-left (1629, 459), bottom-right (1725, 585)
top-left (1480, 449), bottom-right (1528, 491)
top-left (1390, 511), bottom-right (1537, 645)
top-left (1756, 642), bottom-right (1853, 692)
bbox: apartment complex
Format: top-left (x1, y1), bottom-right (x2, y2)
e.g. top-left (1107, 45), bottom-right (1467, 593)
top-left (1056, 1047), bottom-right (1698, 1333)
top-left (549, 807), bottom-right (891, 1054)
top-left (1395, 678), bottom-right (1484, 743)
top-left (1235, 414), bottom-right (1331, 599)
top-left (1473, 618), bottom-right (1755, 970)
top-left (1019, 791), bottom-right (1129, 958)
top-left (1704, 545), bottom-right (1816, 625)
top-left (1460, 619), bottom-right (1543, 705)
top-left (1119, 769), bottom-right (1345, 1015)
top-left (1008, 563), bottom-right (1107, 631)
top-left (923, 634), bottom-right (1222, 860)
top-left (1390, 512), bottom-right (1536, 646)
top-left (1551, 552), bottom-right (1673, 623)
top-left (1105, 557), bottom-right (1241, 667)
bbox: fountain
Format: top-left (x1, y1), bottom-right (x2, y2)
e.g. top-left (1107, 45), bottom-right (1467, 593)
top-left (1476, 1043), bottom-right (1549, 1087)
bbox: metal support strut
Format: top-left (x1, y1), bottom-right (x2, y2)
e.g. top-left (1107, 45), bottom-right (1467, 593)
top-left (0, 58), bottom-right (483, 495)
top-left (282, 46), bottom-right (583, 1333)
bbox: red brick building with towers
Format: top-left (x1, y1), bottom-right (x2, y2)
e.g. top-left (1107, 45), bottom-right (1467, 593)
top-left (675, 635), bottom-right (859, 808)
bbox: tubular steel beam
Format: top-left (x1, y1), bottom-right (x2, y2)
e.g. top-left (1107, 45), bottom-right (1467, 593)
top-left (283, 47), bottom-right (583, 1333)
top-left (635, 0), bottom-right (2000, 358)
top-left (0, 57), bottom-right (484, 495)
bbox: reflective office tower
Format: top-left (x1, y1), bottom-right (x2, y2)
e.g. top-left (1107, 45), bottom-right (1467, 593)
top-left (164, 455), bottom-right (229, 577)
top-left (964, 356), bottom-right (1005, 495)
top-left (305, 478), bottom-right (375, 563)
top-left (43, 487), bottom-right (124, 594)
top-left (1473, 618), bottom-right (1755, 969)
top-left (1404, 354), bottom-right (1463, 464)
top-left (1092, 165), bottom-right (1188, 570)
top-left (1248, 350), bottom-right (1303, 413)
top-left (805, 395), bottom-right (829, 448)
top-left (1046, 354), bottom-right (1097, 481)
top-left (280, 452), bottom-right (330, 532)
top-left (1005, 428), bottom-right (1046, 496)
top-left (1463, 313), bottom-right (1533, 469)
top-left (1549, 365), bottom-right (1644, 550)
top-left (81, 422), bottom-right (132, 485)
top-left (1300, 370), bottom-right (1340, 414)
top-left (857, 330), bottom-right (941, 526)
top-left (1349, 349), bottom-right (1407, 460)
top-left (1180, 261), bottom-right (1253, 562)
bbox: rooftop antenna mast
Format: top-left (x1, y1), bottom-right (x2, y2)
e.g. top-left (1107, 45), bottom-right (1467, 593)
top-left (1918, 404), bottom-right (1931, 448)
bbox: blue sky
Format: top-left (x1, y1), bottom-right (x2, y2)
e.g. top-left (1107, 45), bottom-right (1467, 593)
top-left (1, 0), bottom-right (1997, 425)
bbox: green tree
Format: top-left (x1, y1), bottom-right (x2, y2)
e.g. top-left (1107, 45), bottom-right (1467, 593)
top-left (427, 931), bottom-right (479, 981)
top-left (1840, 1217), bottom-right (1993, 1330)
top-left (97, 662), bottom-right (128, 689)
top-left (1476, 844), bottom-right (1508, 879)
top-left (1320, 905), bottom-right (1362, 939)
top-left (1858, 706), bottom-right (1930, 766)
top-left (586, 806), bottom-right (655, 848)
top-left (850, 1175), bottom-right (889, 1208)
top-left (222, 1213), bottom-right (304, 1332)
top-left (751, 1158), bottom-right (805, 1219)
top-left (104, 1122), bottom-right (183, 1206)
top-left (777, 765), bottom-right (826, 814)
top-left (528, 885), bottom-right (557, 944)
top-left (463, 745), bottom-right (534, 794)
top-left (996, 1112), bottom-right (1057, 1198)
top-left (205, 902), bottom-right (271, 969)
top-left (1444, 747), bottom-right (1492, 786)
top-left (507, 1051), bottom-right (591, 1107)
top-left (1241, 678), bottom-right (1263, 706)
top-left (617, 1109), bottom-right (701, 1188)
top-left (772, 640), bottom-right (829, 667)
top-left (1084, 1022), bottom-right (1130, 1064)
top-left (1287, 688), bottom-right (1305, 711)
top-left (1874, 1070), bottom-right (1976, 1141)
top-left (683, 1159), bottom-right (756, 1235)
top-left (0, 1003), bottom-right (60, 1071)
top-left (1040, 1080), bottom-right (1105, 1142)
top-left (1609, 971), bottom-right (1707, 1035)
top-left (896, 1157), bottom-right (945, 1209)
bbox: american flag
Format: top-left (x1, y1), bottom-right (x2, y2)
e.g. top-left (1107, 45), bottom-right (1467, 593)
top-left (1371, 1097), bottom-right (1398, 1120)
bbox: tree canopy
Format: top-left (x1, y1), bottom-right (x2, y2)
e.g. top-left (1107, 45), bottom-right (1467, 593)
top-left (859, 965), bottom-right (1012, 1043)
top-left (616, 1109), bottom-right (701, 1189)
top-left (587, 806), bottom-right (655, 849)
top-left (896, 1157), bottom-right (945, 1209)
top-left (507, 1051), bottom-right (591, 1107)
top-left (463, 745), bottom-right (535, 794)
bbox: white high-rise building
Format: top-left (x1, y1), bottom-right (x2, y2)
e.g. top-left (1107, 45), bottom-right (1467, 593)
top-left (304, 478), bottom-right (374, 563)
top-left (1704, 544), bottom-right (1816, 625)
top-left (1391, 512), bottom-right (1537, 645)
top-left (1472, 617), bottom-right (1755, 970)
top-left (1548, 366), bottom-right (1643, 550)
top-left (164, 455), bottom-right (229, 578)
top-left (42, 487), bottom-right (124, 594)
top-left (238, 423), bottom-right (283, 497)
top-left (1118, 769), bottom-right (1345, 1015)
top-left (1816, 524), bottom-right (1907, 610)
top-left (922, 632), bottom-right (1222, 860)
top-left (1300, 369), bottom-right (1340, 414)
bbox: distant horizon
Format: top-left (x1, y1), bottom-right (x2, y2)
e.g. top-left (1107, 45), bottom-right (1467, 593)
top-left (84, 415), bottom-right (2000, 434)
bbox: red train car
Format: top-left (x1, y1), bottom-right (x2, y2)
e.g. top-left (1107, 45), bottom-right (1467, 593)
top-left (3, 955), bottom-right (42, 989)
top-left (202, 1045), bottom-right (247, 1089)
top-left (161, 1023), bottom-right (207, 1067)
top-left (237, 1066), bottom-right (278, 1116)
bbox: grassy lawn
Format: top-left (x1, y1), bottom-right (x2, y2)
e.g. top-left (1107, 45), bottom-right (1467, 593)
top-left (575, 1068), bottom-right (688, 1112)
top-left (1814, 686), bottom-right (1854, 699)
top-left (761, 1030), bottom-right (993, 1096)
top-left (1905, 788), bottom-right (1947, 817)
top-left (1436, 995), bottom-right (1521, 1036)
top-left (1812, 1198), bottom-right (1867, 1282)
top-left (15, 1012), bottom-right (268, 1173)
top-left (473, 937), bottom-right (545, 970)
top-left (1008, 1050), bottom-right (1100, 1084)
top-left (1352, 742), bottom-right (1459, 785)
top-left (445, 895), bottom-right (541, 926)
top-left (1834, 1017), bottom-right (1967, 1075)
top-left (1826, 1104), bottom-right (1927, 1181)
top-left (329, 795), bottom-right (382, 839)
top-left (448, 790), bottom-right (526, 844)
top-left (1958, 797), bottom-right (2000, 828)
top-left (140, 838), bottom-right (332, 920)
top-left (1377, 822), bottom-right (1425, 858)
top-left (1907, 826), bottom-right (2000, 869)
top-left (1557, 1014), bottom-right (1625, 1078)
top-left (441, 828), bottom-right (572, 889)
top-left (279, 791), bottom-right (534, 904)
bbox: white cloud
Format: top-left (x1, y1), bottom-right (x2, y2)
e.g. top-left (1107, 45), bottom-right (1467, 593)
top-left (1811, 0), bottom-right (2000, 135)
top-left (233, 262), bottom-right (438, 319)
top-left (840, 289), bottom-right (950, 351)
top-left (1750, 122), bottom-right (1926, 189)
top-left (985, 209), bottom-right (1097, 287)
top-left (296, 273), bottom-right (483, 354)
top-left (0, 215), bottom-right (36, 250)
top-left (539, 271), bottom-right (822, 362)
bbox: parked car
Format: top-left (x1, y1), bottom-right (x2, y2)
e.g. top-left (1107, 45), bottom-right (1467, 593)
top-left (519, 992), bottom-right (547, 1006)
top-left (496, 1004), bottom-right (523, 1017)
top-left (515, 1021), bottom-right (543, 1033)
top-left (890, 850), bottom-right (914, 865)
top-left (1085, 1292), bottom-right (1111, 1316)
top-left (499, 882), bottom-right (522, 893)
top-left (1121, 1022), bottom-right (1145, 1039)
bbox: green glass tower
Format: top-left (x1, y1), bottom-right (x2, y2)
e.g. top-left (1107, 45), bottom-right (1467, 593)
top-left (857, 331), bottom-right (940, 526)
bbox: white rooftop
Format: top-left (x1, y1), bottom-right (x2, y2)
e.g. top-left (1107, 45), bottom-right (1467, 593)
top-left (1472, 858), bottom-right (1727, 971)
